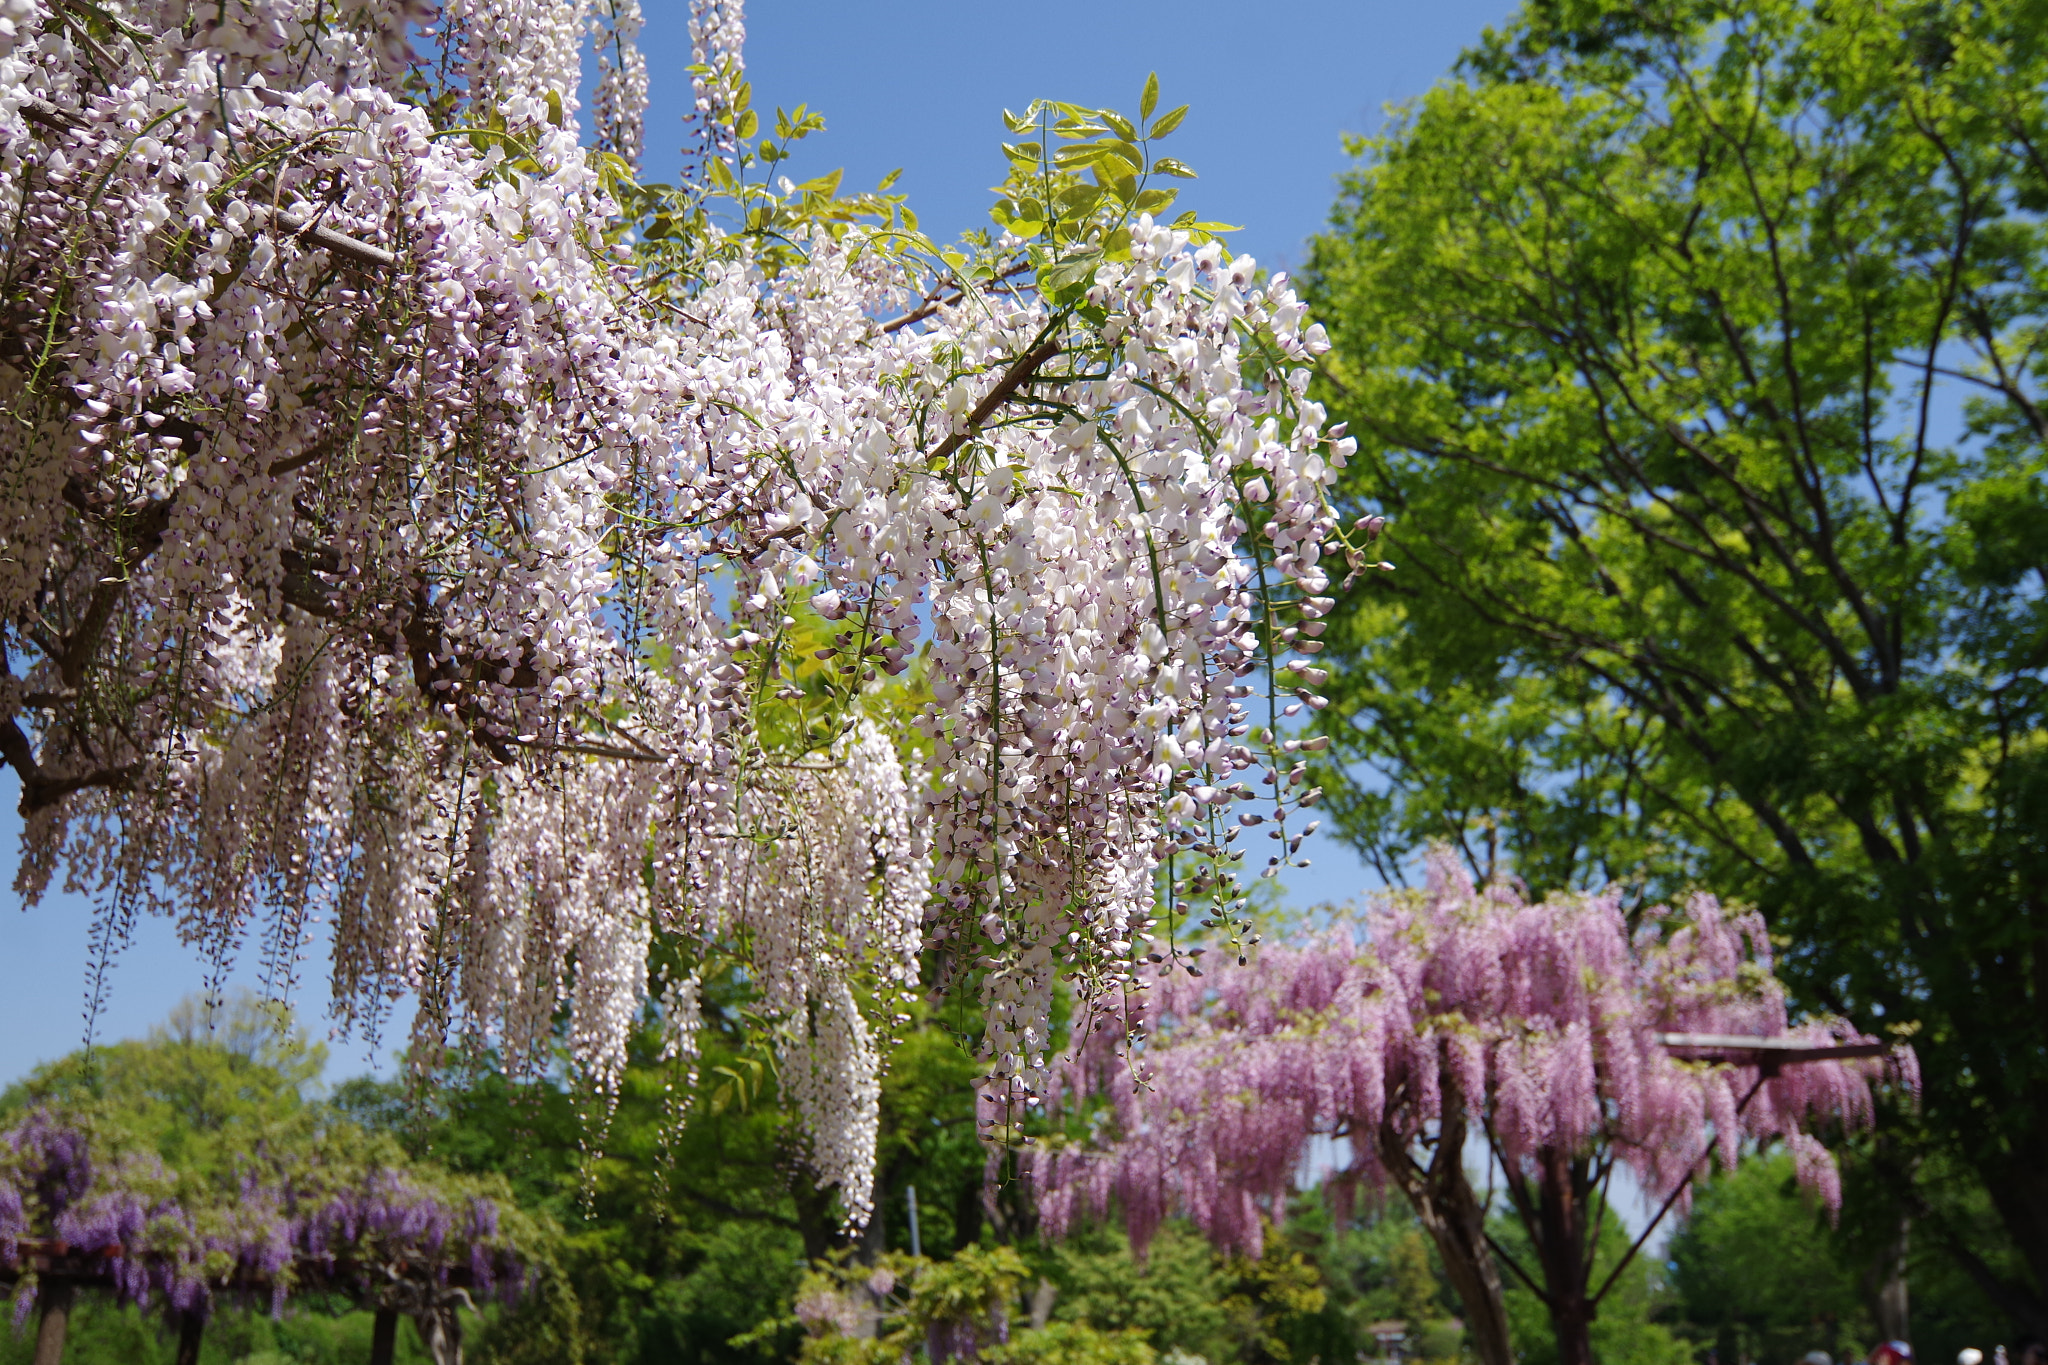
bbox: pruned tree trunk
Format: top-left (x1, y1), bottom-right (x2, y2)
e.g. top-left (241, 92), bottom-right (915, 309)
top-left (173, 1310), bottom-right (205, 1365)
top-left (414, 1307), bottom-right (463, 1365)
top-left (1029, 1278), bottom-right (1057, 1330)
top-left (370, 1307), bottom-right (399, 1365)
top-left (1379, 1086), bottom-right (1514, 1365)
top-left (32, 1280), bottom-right (74, 1365)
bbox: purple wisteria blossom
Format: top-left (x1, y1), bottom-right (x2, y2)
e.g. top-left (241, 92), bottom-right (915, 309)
top-left (0, 1108), bottom-right (530, 1321)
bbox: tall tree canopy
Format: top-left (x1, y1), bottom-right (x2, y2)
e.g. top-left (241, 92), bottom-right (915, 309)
top-left (0, 0), bottom-right (1362, 1214)
top-left (1303, 0), bottom-right (2048, 1330)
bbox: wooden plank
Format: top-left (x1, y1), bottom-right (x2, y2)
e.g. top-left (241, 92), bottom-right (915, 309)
top-left (1655, 1032), bottom-right (1889, 1061)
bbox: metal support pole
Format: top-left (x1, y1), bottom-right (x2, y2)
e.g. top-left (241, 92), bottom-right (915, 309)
top-left (907, 1184), bottom-right (922, 1259)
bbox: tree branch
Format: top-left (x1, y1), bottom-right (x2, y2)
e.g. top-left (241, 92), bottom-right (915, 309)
top-left (925, 336), bottom-right (1063, 467)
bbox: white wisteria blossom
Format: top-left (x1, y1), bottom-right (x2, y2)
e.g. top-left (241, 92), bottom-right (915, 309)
top-left (0, 0), bottom-right (1373, 1219)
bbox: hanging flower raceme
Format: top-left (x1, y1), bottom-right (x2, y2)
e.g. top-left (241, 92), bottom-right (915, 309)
top-left (1029, 851), bottom-right (1919, 1259)
top-left (2, 0), bottom-right (1357, 1223)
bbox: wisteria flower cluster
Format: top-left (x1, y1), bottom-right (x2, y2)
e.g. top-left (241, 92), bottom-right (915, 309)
top-left (0, 0), bottom-right (1359, 1220)
top-left (1029, 851), bottom-right (1919, 1258)
top-left (0, 1106), bottom-right (531, 1322)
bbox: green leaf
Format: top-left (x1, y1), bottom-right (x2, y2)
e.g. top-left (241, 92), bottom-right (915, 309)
top-left (798, 168), bottom-right (843, 199)
top-left (735, 107), bottom-right (758, 139)
top-left (1003, 141), bottom-right (1044, 163)
top-left (878, 167), bottom-right (902, 191)
top-left (1134, 187), bottom-right (1178, 215)
top-left (1102, 139), bottom-right (1145, 172)
top-left (1039, 248), bottom-right (1106, 301)
top-left (1002, 107), bottom-right (1032, 135)
top-left (733, 80), bottom-right (752, 114)
top-left (1100, 109), bottom-right (1137, 140)
top-left (1148, 104), bottom-right (1189, 139)
top-left (1053, 142), bottom-right (1107, 167)
top-left (1140, 73), bottom-right (1160, 123)
top-left (545, 90), bottom-right (564, 128)
top-left (1151, 156), bottom-right (1198, 179)
top-left (1056, 183), bottom-right (1103, 216)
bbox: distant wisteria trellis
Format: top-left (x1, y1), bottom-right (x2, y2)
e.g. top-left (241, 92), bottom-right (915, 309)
top-left (0, 1107), bottom-right (531, 1324)
top-left (0, 0), bottom-right (1366, 1224)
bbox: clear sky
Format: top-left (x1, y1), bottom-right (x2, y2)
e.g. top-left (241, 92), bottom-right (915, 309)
top-left (0, 0), bottom-right (1521, 1089)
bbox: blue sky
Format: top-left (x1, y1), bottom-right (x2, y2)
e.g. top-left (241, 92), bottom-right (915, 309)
top-left (644, 0), bottom-right (1518, 273)
top-left (0, 0), bottom-right (1521, 1088)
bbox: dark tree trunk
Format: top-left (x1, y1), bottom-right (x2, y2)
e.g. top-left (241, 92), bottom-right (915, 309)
top-left (369, 1307), bottom-right (399, 1365)
top-left (1531, 1147), bottom-right (1597, 1365)
top-left (952, 1169), bottom-right (983, 1253)
top-left (1982, 1153), bottom-right (2048, 1336)
top-left (32, 1280), bottom-right (74, 1365)
top-left (173, 1311), bottom-right (205, 1365)
top-left (792, 1175), bottom-right (840, 1263)
top-left (1379, 1086), bottom-right (1514, 1365)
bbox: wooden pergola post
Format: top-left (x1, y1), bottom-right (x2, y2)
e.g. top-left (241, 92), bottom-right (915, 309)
top-left (370, 1306), bottom-right (400, 1365)
top-left (0, 1240), bottom-right (488, 1365)
top-left (31, 1278), bottom-right (75, 1365)
top-left (173, 1310), bottom-right (206, 1365)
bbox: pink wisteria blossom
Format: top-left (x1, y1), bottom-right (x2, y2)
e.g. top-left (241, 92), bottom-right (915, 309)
top-left (1030, 851), bottom-right (1917, 1365)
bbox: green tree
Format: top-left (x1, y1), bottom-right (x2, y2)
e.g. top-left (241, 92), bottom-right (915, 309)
top-left (984, 1322), bottom-right (1159, 1365)
top-left (340, 958), bottom-right (995, 1365)
top-left (1668, 1152), bottom-right (1869, 1365)
top-left (1, 992), bottom-right (325, 1174)
top-left (1303, 0), bottom-right (2048, 1333)
top-left (1044, 1221), bottom-right (1240, 1363)
top-left (1490, 1199), bottom-right (1689, 1365)
top-left (1274, 1197), bottom-right (1465, 1365)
